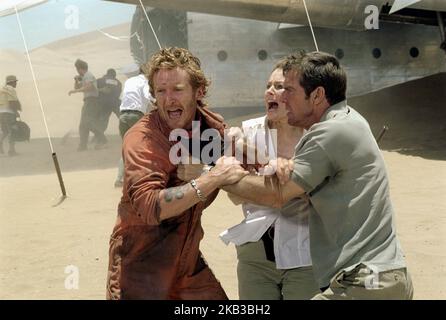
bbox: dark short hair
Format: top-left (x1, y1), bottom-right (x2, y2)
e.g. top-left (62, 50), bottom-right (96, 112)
top-left (106, 68), bottom-right (116, 77)
top-left (75, 59), bottom-right (88, 70)
top-left (274, 58), bottom-right (288, 72)
top-left (282, 51), bottom-right (347, 106)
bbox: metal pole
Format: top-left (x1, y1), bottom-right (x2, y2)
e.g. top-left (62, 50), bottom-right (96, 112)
top-left (52, 153), bottom-right (67, 197)
top-left (376, 125), bottom-right (389, 144)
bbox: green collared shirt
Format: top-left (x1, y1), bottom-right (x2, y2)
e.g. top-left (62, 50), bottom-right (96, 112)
top-left (291, 100), bottom-right (406, 288)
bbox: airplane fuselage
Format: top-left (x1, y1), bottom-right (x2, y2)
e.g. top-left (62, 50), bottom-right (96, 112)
top-left (129, 7), bottom-right (445, 112)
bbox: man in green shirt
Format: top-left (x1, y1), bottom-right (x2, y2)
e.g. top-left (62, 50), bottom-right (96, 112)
top-left (223, 51), bottom-right (413, 300)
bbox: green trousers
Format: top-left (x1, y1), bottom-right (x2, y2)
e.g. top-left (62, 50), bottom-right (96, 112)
top-left (236, 240), bottom-right (320, 300)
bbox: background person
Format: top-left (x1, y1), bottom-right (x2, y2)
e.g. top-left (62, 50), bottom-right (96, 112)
top-left (114, 66), bottom-right (153, 188)
top-left (68, 59), bottom-right (107, 151)
top-left (97, 68), bottom-right (122, 135)
top-left (0, 75), bottom-right (21, 156)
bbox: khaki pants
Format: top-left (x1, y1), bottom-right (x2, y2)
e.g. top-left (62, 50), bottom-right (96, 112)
top-left (236, 240), bottom-right (319, 300)
top-left (312, 264), bottom-right (414, 300)
top-left (0, 112), bottom-right (16, 153)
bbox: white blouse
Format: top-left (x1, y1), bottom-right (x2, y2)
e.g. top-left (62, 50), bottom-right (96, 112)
top-left (220, 116), bottom-right (312, 269)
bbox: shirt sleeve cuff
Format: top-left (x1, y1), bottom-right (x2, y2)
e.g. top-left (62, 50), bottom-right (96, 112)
top-left (290, 170), bottom-right (314, 194)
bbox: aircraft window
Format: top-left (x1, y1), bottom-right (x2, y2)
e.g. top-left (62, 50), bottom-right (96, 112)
top-left (258, 50), bottom-right (268, 61)
top-left (335, 49), bottom-right (344, 60)
top-left (217, 50), bottom-right (228, 61)
top-left (410, 47), bottom-right (419, 58)
top-left (372, 48), bottom-right (382, 59)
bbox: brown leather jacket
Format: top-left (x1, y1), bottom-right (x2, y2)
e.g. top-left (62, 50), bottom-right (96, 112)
top-left (106, 106), bottom-right (228, 300)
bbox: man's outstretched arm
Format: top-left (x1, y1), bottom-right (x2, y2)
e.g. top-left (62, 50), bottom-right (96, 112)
top-left (178, 157), bottom-right (307, 208)
top-left (222, 172), bottom-right (305, 208)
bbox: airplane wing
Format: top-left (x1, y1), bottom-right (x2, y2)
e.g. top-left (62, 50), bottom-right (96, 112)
top-left (0, 0), bottom-right (48, 18)
top-left (106, 0), bottom-right (446, 30)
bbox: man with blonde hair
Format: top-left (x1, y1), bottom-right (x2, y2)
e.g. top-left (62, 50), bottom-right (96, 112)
top-left (106, 47), bottom-right (247, 300)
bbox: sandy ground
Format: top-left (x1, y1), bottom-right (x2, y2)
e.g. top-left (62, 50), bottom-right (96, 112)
top-left (0, 146), bottom-right (445, 299)
top-left (0, 21), bottom-right (445, 300)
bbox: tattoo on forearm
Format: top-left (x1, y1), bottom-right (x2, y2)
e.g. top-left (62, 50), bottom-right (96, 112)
top-left (164, 184), bottom-right (190, 203)
top-left (164, 189), bottom-right (173, 202)
top-left (174, 185), bottom-right (185, 200)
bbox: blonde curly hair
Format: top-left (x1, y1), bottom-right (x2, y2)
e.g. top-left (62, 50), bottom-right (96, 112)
top-left (145, 47), bottom-right (210, 107)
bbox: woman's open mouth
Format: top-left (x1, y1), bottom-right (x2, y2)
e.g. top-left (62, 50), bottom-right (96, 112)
top-left (267, 101), bottom-right (279, 111)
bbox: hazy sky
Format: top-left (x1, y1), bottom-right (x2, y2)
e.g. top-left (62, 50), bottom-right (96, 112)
top-left (0, 0), bottom-right (135, 51)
